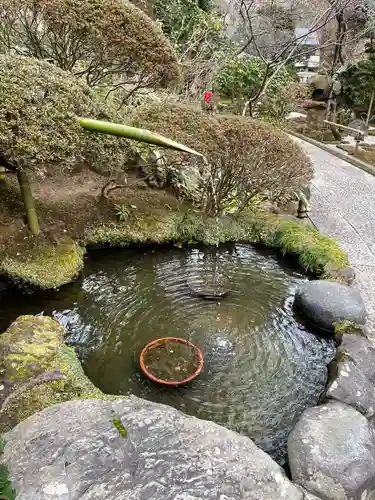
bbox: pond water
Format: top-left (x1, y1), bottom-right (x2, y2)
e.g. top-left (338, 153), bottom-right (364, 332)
top-left (0, 244), bottom-right (335, 464)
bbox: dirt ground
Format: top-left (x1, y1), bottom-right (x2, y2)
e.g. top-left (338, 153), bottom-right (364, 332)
top-left (0, 167), bottom-right (182, 260)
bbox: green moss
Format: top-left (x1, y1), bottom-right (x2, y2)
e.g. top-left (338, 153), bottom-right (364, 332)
top-left (334, 320), bottom-right (364, 336)
top-left (1, 204), bottom-right (347, 289)
top-left (0, 237), bottom-right (84, 289)
top-left (85, 212), bottom-right (177, 247)
top-left (0, 439), bottom-right (16, 500)
top-left (0, 464), bottom-right (16, 500)
top-left (111, 415), bottom-right (127, 438)
top-left (244, 214), bottom-right (349, 274)
top-left (1, 315), bottom-right (64, 382)
top-left (84, 210), bottom-right (348, 277)
top-left (0, 316), bottom-right (101, 432)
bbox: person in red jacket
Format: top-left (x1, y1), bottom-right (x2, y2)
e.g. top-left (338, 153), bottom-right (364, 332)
top-left (202, 89), bottom-right (217, 114)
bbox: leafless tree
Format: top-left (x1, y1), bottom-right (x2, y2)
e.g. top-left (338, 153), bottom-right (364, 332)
top-left (228, 0), bottom-right (375, 115)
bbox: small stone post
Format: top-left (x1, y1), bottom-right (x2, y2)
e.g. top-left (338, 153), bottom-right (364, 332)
top-left (297, 199), bottom-right (309, 219)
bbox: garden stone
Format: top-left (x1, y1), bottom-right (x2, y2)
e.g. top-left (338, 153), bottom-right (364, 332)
top-left (347, 119), bottom-right (368, 136)
top-left (294, 281), bottom-right (366, 331)
top-left (326, 358), bottom-right (375, 418)
top-left (1, 397), bottom-right (305, 500)
top-left (328, 267), bottom-right (356, 285)
top-left (338, 334), bottom-right (375, 382)
top-left (295, 487), bottom-right (324, 500)
top-left (288, 401), bottom-right (375, 500)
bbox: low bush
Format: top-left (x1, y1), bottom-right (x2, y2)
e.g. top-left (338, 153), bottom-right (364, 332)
top-left (131, 103), bottom-right (313, 215)
top-left (0, 55), bottom-right (134, 175)
top-left (0, 0), bottom-right (180, 98)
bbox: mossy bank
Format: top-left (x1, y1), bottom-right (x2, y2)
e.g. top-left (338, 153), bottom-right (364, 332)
top-left (0, 315), bottom-right (102, 433)
top-left (0, 207), bottom-right (349, 289)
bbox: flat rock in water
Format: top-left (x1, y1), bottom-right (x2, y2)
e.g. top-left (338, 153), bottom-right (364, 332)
top-left (187, 274), bottom-right (231, 299)
top-left (294, 281), bottom-right (366, 331)
top-left (288, 401), bottom-right (375, 500)
top-left (2, 397), bottom-right (305, 500)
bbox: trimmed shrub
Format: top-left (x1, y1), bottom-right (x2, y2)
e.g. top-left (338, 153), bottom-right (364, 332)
top-left (131, 103), bottom-right (313, 215)
top-left (0, 54), bottom-right (133, 175)
top-left (0, 0), bottom-right (180, 96)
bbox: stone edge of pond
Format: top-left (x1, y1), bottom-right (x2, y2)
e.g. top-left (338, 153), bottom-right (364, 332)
top-left (1, 315), bottom-right (374, 500)
top-left (0, 237), bottom-right (84, 290)
top-left (287, 278), bottom-right (375, 500)
top-left (3, 212), bottom-right (371, 500)
top-left (1, 303), bottom-right (374, 498)
top-left (0, 210), bottom-right (350, 290)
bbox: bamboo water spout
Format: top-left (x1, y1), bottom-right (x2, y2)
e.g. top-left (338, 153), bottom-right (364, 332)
top-left (79, 118), bottom-right (204, 157)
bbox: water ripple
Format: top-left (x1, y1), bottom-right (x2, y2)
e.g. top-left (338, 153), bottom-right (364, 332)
top-left (0, 244), bottom-right (335, 464)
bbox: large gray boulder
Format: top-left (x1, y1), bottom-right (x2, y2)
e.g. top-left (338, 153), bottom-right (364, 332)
top-left (2, 396), bottom-right (305, 500)
top-left (338, 334), bottom-right (375, 382)
top-left (288, 401), bottom-right (375, 500)
top-left (294, 281), bottom-right (366, 331)
top-left (326, 359), bottom-right (375, 418)
top-left (325, 334), bottom-right (375, 417)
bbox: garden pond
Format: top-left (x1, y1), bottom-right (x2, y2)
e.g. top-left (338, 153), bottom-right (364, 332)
top-left (0, 244), bottom-right (336, 464)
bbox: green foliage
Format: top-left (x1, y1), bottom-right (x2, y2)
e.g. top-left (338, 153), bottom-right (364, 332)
top-left (153, 0), bottom-right (229, 94)
top-left (0, 55), bottom-right (133, 175)
top-left (131, 103), bottom-right (313, 215)
top-left (338, 53), bottom-right (375, 117)
top-left (111, 415), bottom-right (128, 438)
top-left (215, 56), bottom-right (265, 101)
top-left (0, 0), bottom-right (180, 92)
top-left (115, 204), bottom-right (131, 222)
top-left (154, 0), bottom-right (225, 55)
top-left (260, 82), bottom-right (309, 126)
top-left (214, 55), bottom-right (295, 110)
top-left (0, 439), bottom-right (15, 500)
top-left (0, 464), bottom-right (16, 500)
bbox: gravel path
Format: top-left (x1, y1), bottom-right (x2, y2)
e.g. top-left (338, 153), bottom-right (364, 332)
top-left (294, 138), bottom-right (375, 338)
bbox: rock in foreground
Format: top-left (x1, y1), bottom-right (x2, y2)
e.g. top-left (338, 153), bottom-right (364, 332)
top-left (288, 401), bottom-right (375, 500)
top-left (2, 397), bottom-right (305, 500)
top-left (326, 334), bottom-right (375, 418)
top-left (294, 280), bottom-right (366, 331)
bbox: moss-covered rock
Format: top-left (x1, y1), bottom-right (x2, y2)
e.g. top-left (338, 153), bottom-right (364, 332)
top-left (85, 210), bottom-right (349, 277)
top-left (0, 315), bottom-right (101, 433)
top-left (1, 208), bottom-right (348, 289)
top-left (0, 237), bottom-right (84, 289)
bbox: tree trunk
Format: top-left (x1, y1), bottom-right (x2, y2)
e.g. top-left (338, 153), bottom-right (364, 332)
top-left (365, 88), bottom-right (375, 127)
top-left (17, 168), bottom-right (39, 235)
